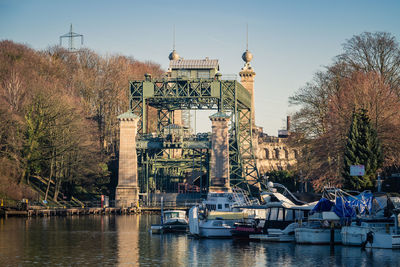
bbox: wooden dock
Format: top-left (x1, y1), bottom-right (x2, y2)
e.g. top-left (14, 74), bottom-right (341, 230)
top-left (0, 207), bottom-right (141, 218)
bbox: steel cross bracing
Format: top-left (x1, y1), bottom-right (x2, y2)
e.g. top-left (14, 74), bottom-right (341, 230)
top-left (138, 147), bottom-right (209, 194)
top-left (129, 77), bottom-right (260, 193)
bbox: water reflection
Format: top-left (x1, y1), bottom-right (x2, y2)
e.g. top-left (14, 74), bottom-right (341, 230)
top-left (0, 216), bottom-right (400, 266)
top-left (116, 215), bottom-right (139, 266)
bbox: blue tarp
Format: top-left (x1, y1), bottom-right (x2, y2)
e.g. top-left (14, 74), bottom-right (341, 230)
top-left (311, 192), bottom-right (374, 218)
top-left (311, 198), bottom-right (334, 214)
top-left (332, 192), bottom-right (373, 218)
top-left (333, 197), bottom-right (356, 218)
top-left (348, 192), bottom-right (373, 214)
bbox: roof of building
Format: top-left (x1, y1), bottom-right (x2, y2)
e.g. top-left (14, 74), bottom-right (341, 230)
top-left (169, 58), bottom-right (219, 70)
top-left (209, 112), bottom-right (230, 120)
top-left (117, 111), bottom-right (139, 120)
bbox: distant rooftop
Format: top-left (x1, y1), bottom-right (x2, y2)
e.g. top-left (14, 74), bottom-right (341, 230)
top-left (169, 58), bottom-right (219, 70)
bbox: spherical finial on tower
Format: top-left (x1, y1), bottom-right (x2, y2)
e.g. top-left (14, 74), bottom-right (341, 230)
top-left (242, 49), bottom-right (253, 63)
top-left (169, 50), bottom-right (180, 60)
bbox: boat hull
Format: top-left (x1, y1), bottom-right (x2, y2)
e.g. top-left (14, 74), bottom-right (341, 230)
top-left (341, 226), bottom-right (400, 249)
top-left (199, 226), bottom-right (233, 238)
top-left (295, 228), bottom-right (342, 244)
top-left (231, 226), bottom-right (263, 239)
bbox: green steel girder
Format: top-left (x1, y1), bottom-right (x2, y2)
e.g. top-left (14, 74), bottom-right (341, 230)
top-left (131, 77), bottom-right (259, 193)
top-left (157, 109), bottom-right (171, 132)
top-left (138, 147), bottom-right (209, 193)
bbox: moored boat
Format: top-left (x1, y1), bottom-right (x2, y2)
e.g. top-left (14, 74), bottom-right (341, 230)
top-left (295, 188), bottom-right (373, 245)
top-left (341, 197), bottom-right (400, 249)
top-left (151, 197), bottom-right (189, 234)
top-left (232, 182), bottom-right (316, 240)
top-left (151, 210), bottom-right (188, 233)
top-left (189, 188), bottom-right (253, 238)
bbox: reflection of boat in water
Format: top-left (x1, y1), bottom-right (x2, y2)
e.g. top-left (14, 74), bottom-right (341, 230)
top-left (151, 210), bottom-right (188, 234)
top-left (341, 197), bottom-right (400, 249)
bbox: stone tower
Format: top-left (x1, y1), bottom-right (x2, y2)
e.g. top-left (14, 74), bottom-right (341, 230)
top-left (115, 111), bottom-right (139, 208)
top-left (209, 112), bottom-right (231, 193)
top-left (239, 49), bottom-right (256, 127)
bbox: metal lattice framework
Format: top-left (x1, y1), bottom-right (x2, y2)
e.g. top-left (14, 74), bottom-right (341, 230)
top-left (130, 76), bottom-right (260, 195)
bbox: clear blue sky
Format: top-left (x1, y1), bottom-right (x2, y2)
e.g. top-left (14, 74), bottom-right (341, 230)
top-left (1, 0), bottom-right (399, 135)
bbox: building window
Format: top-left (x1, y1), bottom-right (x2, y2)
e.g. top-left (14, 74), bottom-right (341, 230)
top-left (265, 149), bottom-right (270, 159)
top-left (197, 70), bottom-right (210, 79)
top-left (177, 69), bottom-right (190, 78)
top-left (275, 149), bottom-right (280, 159)
top-left (284, 149), bottom-right (289, 159)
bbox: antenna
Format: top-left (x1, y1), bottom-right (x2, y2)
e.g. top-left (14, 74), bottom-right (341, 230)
top-left (173, 24), bottom-right (176, 50)
top-left (246, 23), bottom-right (248, 50)
top-left (59, 24), bottom-right (84, 52)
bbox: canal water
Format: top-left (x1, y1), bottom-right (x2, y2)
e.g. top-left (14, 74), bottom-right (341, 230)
top-left (1, 215), bottom-right (400, 266)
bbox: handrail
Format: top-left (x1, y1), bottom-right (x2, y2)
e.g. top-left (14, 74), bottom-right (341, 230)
top-left (267, 182), bottom-right (307, 205)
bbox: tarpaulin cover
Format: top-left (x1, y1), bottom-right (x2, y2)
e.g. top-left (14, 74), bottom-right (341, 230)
top-left (348, 192), bottom-right (373, 214)
top-left (333, 192), bottom-right (373, 218)
top-left (333, 197), bottom-right (356, 218)
top-left (311, 198), bottom-right (334, 214)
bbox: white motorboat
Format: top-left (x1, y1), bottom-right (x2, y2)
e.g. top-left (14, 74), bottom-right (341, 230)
top-left (151, 196), bottom-right (189, 234)
top-left (341, 219), bottom-right (400, 249)
top-left (190, 208), bottom-right (247, 238)
top-left (189, 189), bottom-right (251, 238)
top-left (295, 188), bottom-right (375, 245)
top-left (341, 197), bottom-right (400, 249)
top-left (151, 210), bottom-right (188, 233)
top-left (232, 182), bottom-right (317, 240)
top-left (295, 211), bottom-right (342, 244)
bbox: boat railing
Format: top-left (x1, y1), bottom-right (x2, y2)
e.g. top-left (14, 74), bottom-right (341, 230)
top-left (232, 187), bottom-right (260, 206)
top-left (266, 182), bottom-right (306, 205)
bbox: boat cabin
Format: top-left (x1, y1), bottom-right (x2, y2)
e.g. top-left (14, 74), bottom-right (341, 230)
top-left (203, 192), bottom-right (237, 212)
top-left (163, 210), bottom-right (186, 220)
top-left (263, 203), bottom-right (311, 230)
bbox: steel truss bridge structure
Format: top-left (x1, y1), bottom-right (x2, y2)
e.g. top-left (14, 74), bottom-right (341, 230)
top-left (129, 74), bottom-right (260, 196)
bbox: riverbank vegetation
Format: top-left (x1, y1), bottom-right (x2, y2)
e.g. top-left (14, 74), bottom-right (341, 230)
top-left (0, 40), bottom-right (163, 204)
top-left (289, 32), bottom-right (400, 191)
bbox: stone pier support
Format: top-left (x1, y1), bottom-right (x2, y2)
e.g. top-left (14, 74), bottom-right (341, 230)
top-left (209, 112), bottom-right (231, 193)
top-left (116, 112), bottom-right (139, 208)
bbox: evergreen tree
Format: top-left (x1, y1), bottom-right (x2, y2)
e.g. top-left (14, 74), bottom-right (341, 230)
top-left (342, 109), bottom-right (383, 190)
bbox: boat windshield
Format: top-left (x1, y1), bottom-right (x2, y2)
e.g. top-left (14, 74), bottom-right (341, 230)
top-left (164, 212), bottom-right (182, 219)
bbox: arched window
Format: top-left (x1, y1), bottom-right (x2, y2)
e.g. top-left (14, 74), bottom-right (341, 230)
top-left (275, 149), bottom-right (280, 159)
top-left (284, 149), bottom-right (289, 159)
top-left (265, 148), bottom-right (270, 159)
